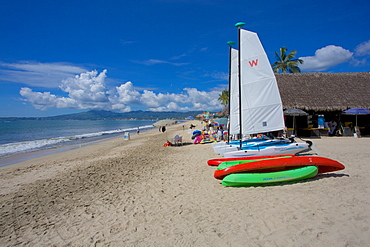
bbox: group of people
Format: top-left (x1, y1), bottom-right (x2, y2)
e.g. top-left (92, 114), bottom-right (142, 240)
top-left (327, 119), bottom-right (360, 137)
top-left (200, 120), bottom-right (227, 141)
top-left (327, 119), bottom-right (363, 137)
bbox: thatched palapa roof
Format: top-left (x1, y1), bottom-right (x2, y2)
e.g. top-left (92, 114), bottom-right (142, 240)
top-left (276, 72), bottom-right (370, 111)
top-left (218, 72), bottom-right (370, 117)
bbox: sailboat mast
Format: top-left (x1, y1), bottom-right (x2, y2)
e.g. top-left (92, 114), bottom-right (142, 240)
top-left (226, 41), bottom-right (235, 143)
top-left (235, 22), bottom-right (245, 148)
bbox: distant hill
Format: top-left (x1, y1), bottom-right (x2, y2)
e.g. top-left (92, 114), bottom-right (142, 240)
top-left (0, 110), bottom-right (204, 120)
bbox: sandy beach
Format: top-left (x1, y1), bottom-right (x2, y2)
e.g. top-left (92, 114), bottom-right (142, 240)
top-left (1, 121), bottom-right (369, 246)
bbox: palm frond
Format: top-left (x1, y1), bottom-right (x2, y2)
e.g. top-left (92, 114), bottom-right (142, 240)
top-left (272, 47), bottom-right (302, 73)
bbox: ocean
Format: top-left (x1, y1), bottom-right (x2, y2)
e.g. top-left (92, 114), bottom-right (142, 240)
top-left (0, 119), bottom-right (157, 163)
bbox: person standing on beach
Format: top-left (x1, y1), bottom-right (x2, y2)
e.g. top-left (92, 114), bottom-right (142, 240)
top-left (137, 127), bottom-right (140, 134)
top-left (217, 127), bottom-right (224, 141)
top-left (328, 119), bottom-right (337, 136)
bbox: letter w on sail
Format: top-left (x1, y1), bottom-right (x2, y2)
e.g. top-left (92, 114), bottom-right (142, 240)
top-left (248, 59), bottom-right (258, 67)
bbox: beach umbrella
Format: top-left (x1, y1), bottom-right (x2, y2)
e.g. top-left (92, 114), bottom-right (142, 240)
top-left (284, 109), bottom-right (308, 135)
top-left (152, 119), bottom-right (178, 142)
top-left (342, 108), bottom-right (370, 126)
top-left (283, 108), bottom-right (309, 116)
top-left (213, 117), bottom-right (228, 127)
top-left (152, 119), bottom-right (178, 127)
top-left (185, 116), bottom-right (195, 120)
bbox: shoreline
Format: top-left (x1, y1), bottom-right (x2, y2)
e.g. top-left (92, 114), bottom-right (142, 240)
top-left (0, 125), bottom-right (156, 167)
top-left (1, 121), bottom-right (369, 246)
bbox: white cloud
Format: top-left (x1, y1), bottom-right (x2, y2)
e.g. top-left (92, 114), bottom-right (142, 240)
top-left (19, 87), bottom-right (77, 110)
top-left (113, 81), bottom-right (142, 105)
top-left (355, 39), bottom-right (370, 56)
top-left (120, 40), bottom-right (136, 45)
top-left (20, 69), bottom-right (224, 112)
top-left (351, 39), bottom-right (370, 67)
top-left (134, 59), bottom-right (189, 66)
top-left (299, 45), bottom-right (353, 71)
top-left (60, 70), bottom-right (109, 103)
top-left (141, 90), bottom-right (170, 107)
top-left (204, 71), bottom-right (228, 81)
top-left (0, 61), bottom-right (86, 88)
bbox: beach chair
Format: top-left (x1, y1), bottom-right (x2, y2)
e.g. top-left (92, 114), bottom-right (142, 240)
top-left (173, 135), bottom-right (183, 146)
top-left (178, 135), bottom-right (183, 145)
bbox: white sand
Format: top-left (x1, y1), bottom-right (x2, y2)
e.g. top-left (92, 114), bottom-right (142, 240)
top-left (0, 121), bottom-right (369, 246)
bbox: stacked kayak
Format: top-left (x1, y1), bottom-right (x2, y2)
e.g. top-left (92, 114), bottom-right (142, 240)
top-left (208, 155), bottom-right (345, 187)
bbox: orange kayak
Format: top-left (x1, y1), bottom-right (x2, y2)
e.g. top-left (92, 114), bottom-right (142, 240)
top-left (207, 155), bottom-right (295, 166)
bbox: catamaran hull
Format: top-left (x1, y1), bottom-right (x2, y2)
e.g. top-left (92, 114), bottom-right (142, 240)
top-left (212, 139), bottom-right (270, 154)
top-left (223, 143), bottom-right (310, 158)
top-left (214, 139), bottom-right (291, 155)
top-left (212, 138), bottom-right (269, 148)
top-left (215, 145), bottom-right (239, 155)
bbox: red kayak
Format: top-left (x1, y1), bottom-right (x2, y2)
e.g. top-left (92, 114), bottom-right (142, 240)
top-left (214, 156), bottom-right (345, 180)
top-left (207, 155), bottom-right (295, 166)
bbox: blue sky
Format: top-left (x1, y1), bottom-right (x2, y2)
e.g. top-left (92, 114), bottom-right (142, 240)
top-left (1, 0), bottom-right (369, 117)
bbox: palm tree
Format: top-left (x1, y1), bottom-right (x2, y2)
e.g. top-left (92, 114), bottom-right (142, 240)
top-left (272, 47), bottom-right (303, 73)
top-left (218, 89), bottom-right (229, 106)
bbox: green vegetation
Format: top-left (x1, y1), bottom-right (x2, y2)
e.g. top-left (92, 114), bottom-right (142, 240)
top-left (272, 47), bottom-right (303, 73)
top-left (218, 89), bottom-right (229, 106)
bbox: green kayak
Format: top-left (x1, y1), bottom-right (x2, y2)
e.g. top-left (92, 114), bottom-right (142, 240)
top-left (221, 166), bottom-right (318, 187)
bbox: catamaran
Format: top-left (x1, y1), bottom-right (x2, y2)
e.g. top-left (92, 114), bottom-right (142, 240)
top-left (222, 25), bottom-right (311, 158)
top-left (213, 43), bottom-right (288, 155)
top-left (216, 138), bottom-right (292, 156)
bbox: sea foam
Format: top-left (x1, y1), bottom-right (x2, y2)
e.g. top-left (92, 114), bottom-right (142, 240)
top-left (0, 124), bottom-right (154, 157)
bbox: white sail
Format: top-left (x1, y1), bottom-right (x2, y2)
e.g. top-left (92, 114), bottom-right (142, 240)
top-left (239, 29), bottom-right (285, 135)
top-left (229, 48), bottom-right (239, 135)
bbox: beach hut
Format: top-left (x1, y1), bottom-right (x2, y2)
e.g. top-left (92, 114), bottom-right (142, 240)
top-left (219, 72), bottom-right (370, 135)
top-left (276, 72), bottom-right (370, 135)
top-left (276, 72), bottom-right (370, 112)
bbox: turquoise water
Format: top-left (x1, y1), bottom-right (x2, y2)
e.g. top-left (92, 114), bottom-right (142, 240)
top-left (0, 120), bottom-right (156, 158)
